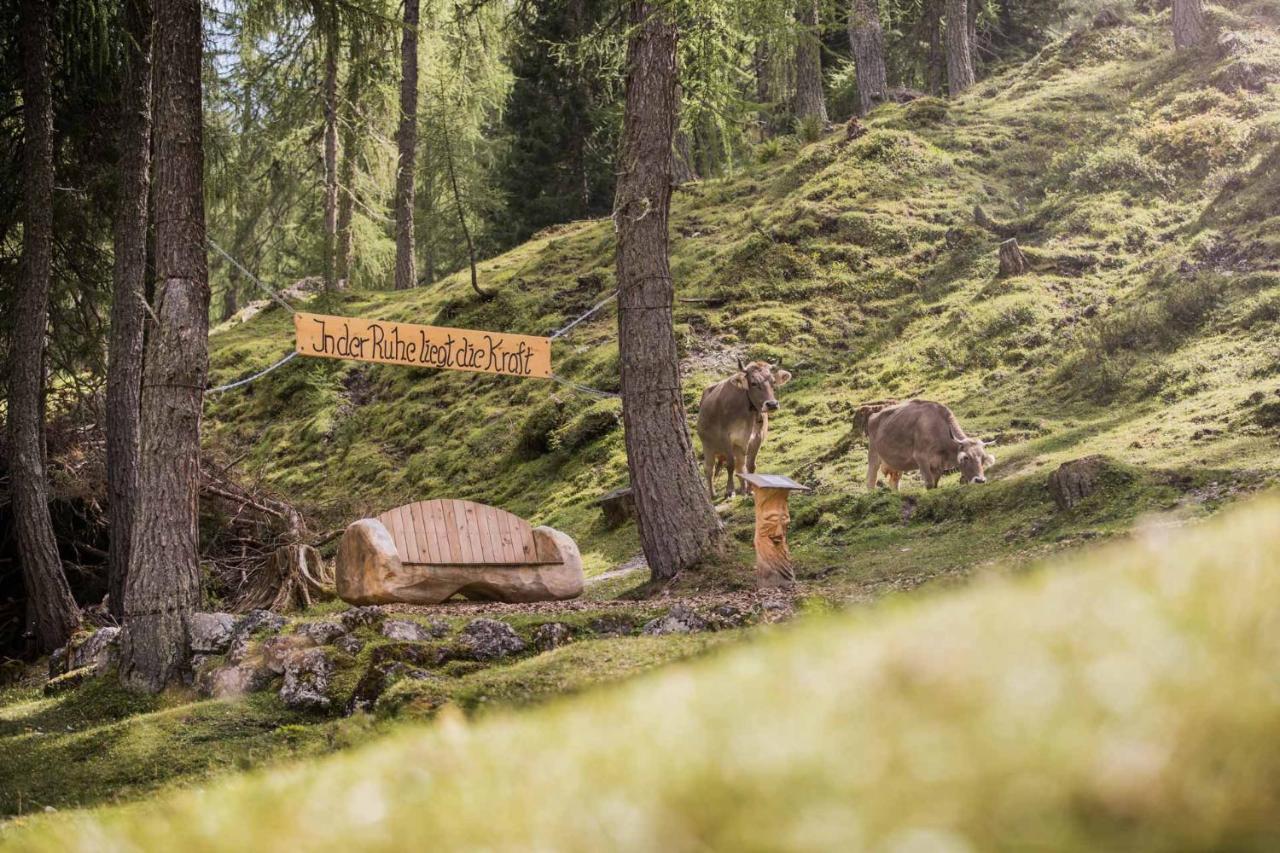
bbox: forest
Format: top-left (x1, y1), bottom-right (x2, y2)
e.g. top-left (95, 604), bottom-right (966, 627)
top-left (2, 0), bottom-right (1280, 846)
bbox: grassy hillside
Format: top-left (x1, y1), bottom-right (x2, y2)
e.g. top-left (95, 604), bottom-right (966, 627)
top-left (203, 7), bottom-right (1280, 589)
top-left (8, 493), bottom-right (1280, 850)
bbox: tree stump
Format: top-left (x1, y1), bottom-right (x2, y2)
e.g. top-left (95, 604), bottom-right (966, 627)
top-left (740, 474), bottom-right (810, 590)
top-left (596, 486), bottom-right (637, 528)
top-left (998, 238), bottom-right (1028, 277)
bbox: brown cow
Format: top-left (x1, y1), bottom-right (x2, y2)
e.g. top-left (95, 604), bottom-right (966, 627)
top-left (697, 359), bottom-right (792, 499)
top-left (865, 400), bottom-right (995, 490)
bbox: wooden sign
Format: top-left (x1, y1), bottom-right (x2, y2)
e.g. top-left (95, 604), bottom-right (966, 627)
top-left (293, 312), bottom-right (552, 379)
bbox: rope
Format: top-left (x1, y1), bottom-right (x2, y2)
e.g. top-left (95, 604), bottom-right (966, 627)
top-left (206, 351), bottom-right (299, 395)
top-left (207, 238), bottom-right (296, 313)
top-left (549, 372), bottom-right (621, 399)
top-left (549, 290), bottom-right (618, 339)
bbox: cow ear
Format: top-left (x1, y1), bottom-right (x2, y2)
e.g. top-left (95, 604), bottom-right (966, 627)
top-left (736, 356), bottom-right (746, 372)
top-left (733, 373), bottom-right (749, 390)
top-left (773, 369), bottom-right (792, 386)
top-left (956, 451), bottom-right (966, 465)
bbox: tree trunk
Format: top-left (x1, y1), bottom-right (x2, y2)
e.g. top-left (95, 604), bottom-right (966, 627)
top-left (10, 0), bottom-right (80, 653)
top-left (753, 41), bottom-right (772, 134)
top-left (336, 30), bottom-right (361, 285)
top-left (221, 272), bottom-right (238, 321)
top-left (106, 0), bottom-right (154, 620)
top-left (322, 13), bottom-right (339, 292)
top-left (393, 0), bottom-right (419, 291)
top-left (945, 0), bottom-right (975, 95)
top-left (1173, 0), bottom-right (1207, 49)
top-left (793, 0), bottom-right (828, 124)
top-left (615, 0), bottom-right (724, 583)
top-left (671, 129), bottom-right (698, 185)
top-left (442, 119), bottom-right (485, 298)
top-left (119, 0), bottom-right (209, 693)
top-left (998, 237), bottom-right (1028, 276)
top-left (847, 0), bottom-right (888, 116)
top-left (923, 0), bottom-right (945, 96)
top-left (967, 0), bottom-right (979, 72)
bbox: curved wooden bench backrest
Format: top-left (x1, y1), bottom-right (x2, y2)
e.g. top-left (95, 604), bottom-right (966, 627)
top-left (376, 499), bottom-right (562, 566)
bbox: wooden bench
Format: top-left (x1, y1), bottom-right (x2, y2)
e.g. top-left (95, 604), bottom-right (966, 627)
top-left (336, 499), bottom-right (583, 605)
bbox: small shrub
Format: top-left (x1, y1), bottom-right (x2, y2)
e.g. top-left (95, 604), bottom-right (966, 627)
top-left (1138, 114), bottom-right (1249, 175)
top-left (795, 115), bottom-right (825, 144)
top-left (1069, 143), bottom-right (1169, 192)
top-left (757, 138), bottom-right (784, 164)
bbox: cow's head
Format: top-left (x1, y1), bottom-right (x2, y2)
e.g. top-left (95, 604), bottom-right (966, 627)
top-left (956, 439), bottom-right (996, 484)
top-left (735, 357), bottom-right (791, 413)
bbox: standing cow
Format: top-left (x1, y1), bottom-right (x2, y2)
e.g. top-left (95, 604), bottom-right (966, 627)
top-left (697, 359), bottom-right (792, 499)
top-left (865, 400), bottom-right (995, 490)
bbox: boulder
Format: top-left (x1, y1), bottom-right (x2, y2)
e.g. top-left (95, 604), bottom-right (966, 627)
top-left (49, 627), bottom-right (121, 678)
top-left (704, 604), bottom-right (750, 630)
top-left (340, 605), bottom-right (387, 632)
top-left (642, 604), bottom-right (709, 636)
top-left (189, 613), bottom-right (237, 654)
top-left (532, 622), bottom-right (573, 652)
top-left (588, 615), bottom-right (637, 637)
top-left (458, 619), bottom-right (526, 661)
top-left (1048, 455), bottom-right (1115, 510)
top-left (370, 641), bottom-right (452, 669)
top-left (296, 619), bottom-right (347, 646)
top-left (198, 660), bottom-right (274, 699)
top-left (262, 634), bottom-right (318, 675)
top-left (381, 619), bottom-right (447, 642)
top-left (280, 649), bottom-right (334, 711)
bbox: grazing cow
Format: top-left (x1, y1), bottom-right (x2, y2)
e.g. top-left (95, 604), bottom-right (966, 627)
top-left (697, 359), bottom-right (792, 499)
top-left (865, 400), bottom-right (995, 490)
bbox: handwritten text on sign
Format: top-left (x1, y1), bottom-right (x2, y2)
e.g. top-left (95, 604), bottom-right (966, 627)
top-left (294, 312), bottom-right (552, 378)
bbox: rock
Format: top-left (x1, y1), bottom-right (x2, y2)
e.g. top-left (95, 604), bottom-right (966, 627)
top-left (280, 649), bottom-right (334, 712)
top-left (347, 661), bottom-right (437, 714)
top-left (588, 615), bottom-right (636, 637)
top-left (189, 613), bottom-right (237, 654)
top-left (1091, 7), bottom-right (1123, 27)
top-left (595, 487), bottom-right (637, 529)
top-left (196, 658), bottom-right (274, 699)
top-left (1212, 60), bottom-right (1276, 94)
top-left (757, 598), bottom-right (796, 624)
top-left (44, 666), bottom-right (94, 696)
top-left (1048, 455), bottom-right (1117, 510)
top-left (381, 619), bottom-right (447, 642)
top-left (458, 619), bottom-right (526, 661)
top-left (532, 622), bottom-right (573, 651)
top-left (262, 634), bottom-right (318, 675)
top-left (296, 619), bottom-right (347, 646)
top-left (642, 604), bottom-right (710, 636)
top-left (704, 604), bottom-right (750, 630)
top-left (227, 610), bottom-right (287, 662)
top-left (340, 605), bottom-right (387, 632)
top-left (335, 634), bottom-right (366, 656)
top-left (55, 627), bottom-right (120, 674)
top-left (335, 515), bottom-right (584, 605)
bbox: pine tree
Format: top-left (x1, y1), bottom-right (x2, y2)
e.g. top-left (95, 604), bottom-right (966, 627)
top-left (847, 0), bottom-right (888, 115)
top-left (393, 0), bottom-right (419, 290)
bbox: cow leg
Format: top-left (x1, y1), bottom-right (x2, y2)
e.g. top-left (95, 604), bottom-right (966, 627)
top-left (731, 445), bottom-right (750, 497)
top-left (724, 451), bottom-right (736, 499)
top-left (887, 468), bottom-right (902, 492)
top-left (919, 458), bottom-right (939, 490)
top-left (704, 453), bottom-right (716, 499)
top-left (866, 446), bottom-right (881, 491)
top-left (746, 430), bottom-right (763, 476)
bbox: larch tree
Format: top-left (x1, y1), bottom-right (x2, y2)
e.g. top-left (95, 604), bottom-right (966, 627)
top-left (9, 0), bottom-right (81, 653)
top-left (106, 0), bottom-right (154, 618)
top-left (922, 0), bottom-right (944, 95)
top-left (1173, 0), bottom-right (1208, 49)
top-left (793, 0), bottom-right (828, 124)
top-left (614, 0), bottom-right (724, 583)
top-left (847, 0), bottom-right (888, 115)
top-left (120, 0), bottom-right (210, 692)
top-left (335, 26), bottom-right (363, 285)
top-left (320, 3), bottom-right (340, 292)
top-left (945, 0), bottom-right (975, 95)
top-left (393, 0), bottom-right (419, 290)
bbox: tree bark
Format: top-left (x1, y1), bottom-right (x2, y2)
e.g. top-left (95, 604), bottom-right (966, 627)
top-left (106, 0), bottom-right (154, 619)
top-left (945, 0), bottom-right (975, 95)
top-left (322, 11), bottom-right (339, 292)
top-left (1173, 0), bottom-right (1207, 49)
top-left (967, 0), bottom-right (980, 74)
top-left (10, 0), bottom-right (80, 653)
top-left (336, 30), bottom-right (361, 285)
top-left (793, 0), bottom-right (828, 124)
top-left (998, 237), bottom-right (1028, 277)
top-left (119, 0), bottom-right (209, 692)
top-left (393, 0), bottom-right (419, 290)
top-left (615, 0), bottom-right (724, 583)
top-left (923, 0), bottom-right (945, 95)
top-left (442, 119), bottom-right (486, 298)
top-left (847, 0), bottom-right (888, 116)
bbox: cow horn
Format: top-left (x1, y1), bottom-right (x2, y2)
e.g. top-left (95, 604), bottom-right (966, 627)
top-left (736, 356), bottom-right (746, 372)
top-left (982, 437), bottom-right (998, 447)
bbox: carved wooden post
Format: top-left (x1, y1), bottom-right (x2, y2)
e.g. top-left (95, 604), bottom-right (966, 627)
top-left (740, 474), bottom-right (810, 589)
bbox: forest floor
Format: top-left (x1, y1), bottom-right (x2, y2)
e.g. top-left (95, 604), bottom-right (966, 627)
top-left (4, 5), bottom-right (1280, 842)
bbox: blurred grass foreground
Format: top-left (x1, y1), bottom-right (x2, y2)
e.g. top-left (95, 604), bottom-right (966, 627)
top-left (12, 497), bottom-right (1280, 851)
